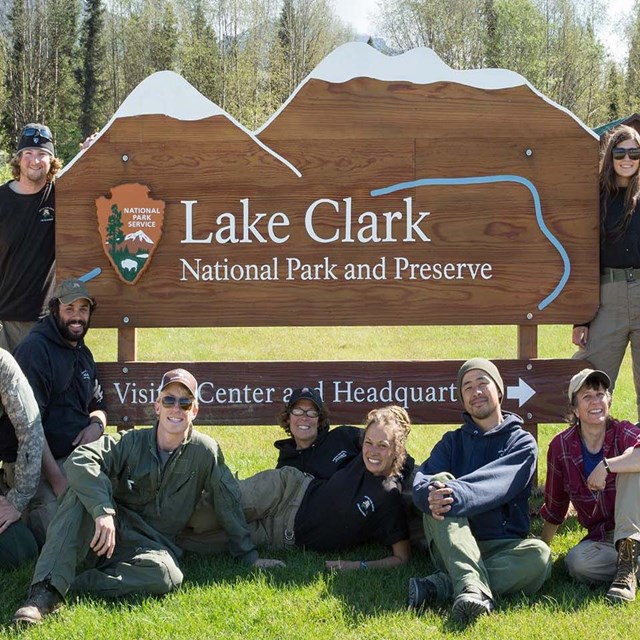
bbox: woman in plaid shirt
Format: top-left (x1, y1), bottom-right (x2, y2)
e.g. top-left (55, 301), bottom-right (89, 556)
top-left (540, 368), bottom-right (640, 604)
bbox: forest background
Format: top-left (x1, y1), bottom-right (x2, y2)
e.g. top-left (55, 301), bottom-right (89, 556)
top-left (0, 0), bottom-right (639, 164)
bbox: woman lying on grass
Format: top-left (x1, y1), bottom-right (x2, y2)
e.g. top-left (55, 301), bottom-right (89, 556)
top-left (182, 405), bottom-right (412, 570)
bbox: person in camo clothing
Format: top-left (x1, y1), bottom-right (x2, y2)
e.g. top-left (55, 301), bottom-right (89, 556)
top-left (0, 346), bottom-right (44, 567)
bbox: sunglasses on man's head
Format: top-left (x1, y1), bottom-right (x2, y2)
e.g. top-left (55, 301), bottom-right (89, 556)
top-left (21, 126), bottom-right (53, 141)
top-left (161, 395), bottom-right (194, 410)
top-left (612, 147), bottom-right (640, 161)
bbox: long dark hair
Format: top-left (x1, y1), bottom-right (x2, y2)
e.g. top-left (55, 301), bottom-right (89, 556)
top-left (600, 125), bottom-right (640, 240)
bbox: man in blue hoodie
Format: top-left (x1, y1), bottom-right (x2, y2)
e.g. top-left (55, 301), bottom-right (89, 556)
top-left (408, 358), bottom-right (551, 624)
top-left (0, 279), bottom-right (106, 545)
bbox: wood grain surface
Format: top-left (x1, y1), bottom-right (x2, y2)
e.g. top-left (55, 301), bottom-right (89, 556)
top-left (98, 358), bottom-right (585, 427)
top-left (57, 79), bottom-right (599, 327)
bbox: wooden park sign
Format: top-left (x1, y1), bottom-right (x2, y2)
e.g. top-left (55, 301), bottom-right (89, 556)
top-left (55, 43), bottom-right (600, 427)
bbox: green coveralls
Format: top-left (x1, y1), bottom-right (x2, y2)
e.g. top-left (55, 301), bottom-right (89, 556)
top-left (31, 425), bottom-right (258, 597)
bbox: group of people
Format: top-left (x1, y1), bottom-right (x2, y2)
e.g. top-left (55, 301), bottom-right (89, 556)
top-left (0, 121), bottom-right (640, 627)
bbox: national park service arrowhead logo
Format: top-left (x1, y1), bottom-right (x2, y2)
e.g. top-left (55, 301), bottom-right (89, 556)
top-left (96, 184), bottom-right (164, 285)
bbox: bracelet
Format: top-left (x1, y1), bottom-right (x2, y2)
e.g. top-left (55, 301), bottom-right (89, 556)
top-left (602, 458), bottom-right (611, 473)
top-left (360, 560), bottom-right (368, 570)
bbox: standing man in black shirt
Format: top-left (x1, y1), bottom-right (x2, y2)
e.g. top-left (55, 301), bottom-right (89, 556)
top-left (0, 123), bottom-right (61, 353)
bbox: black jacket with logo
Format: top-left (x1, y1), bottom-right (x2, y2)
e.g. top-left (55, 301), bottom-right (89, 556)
top-left (0, 314), bottom-right (106, 461)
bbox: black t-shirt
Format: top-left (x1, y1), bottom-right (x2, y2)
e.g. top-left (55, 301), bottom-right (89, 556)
top-left (274, 425), bottom-right (362, 479)
top-left (0, 181), bottom-right (55, 320)
top-left (600, 189), bottom-right (640, 268)
top-left (293, 455), bottom-right (409, 551)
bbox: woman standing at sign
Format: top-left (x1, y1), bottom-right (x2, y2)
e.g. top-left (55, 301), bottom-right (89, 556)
top-left (573, 125), bottom-right (640, 418)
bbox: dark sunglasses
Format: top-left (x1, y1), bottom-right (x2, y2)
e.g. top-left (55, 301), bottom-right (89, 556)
top-left (161, 395), bottom-right (194, 410)
top-left (290, 407), bottom-right (319, 418)
top-left (21, 126), bottom-right (53, 141)
top-left (612, 147), bottom-right (640, 161)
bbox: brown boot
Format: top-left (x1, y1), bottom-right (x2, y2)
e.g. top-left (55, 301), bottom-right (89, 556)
top-left (12, 581), bottom-right (63, 625)
top-left (606, 538), bottom-right (639, 604)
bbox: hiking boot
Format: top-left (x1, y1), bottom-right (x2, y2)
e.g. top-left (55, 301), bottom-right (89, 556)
top-left (13, 581), bottom-right (63, 625)
top-left (451, 588), bottom-right (494, 624)
top-left (606, 538), bottom-right (639, 604)
top-left (408, 576), bottom-right (438, 611)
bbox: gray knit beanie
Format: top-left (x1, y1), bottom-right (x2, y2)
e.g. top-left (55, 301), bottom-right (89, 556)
top-left (457, 358), bottom-right (504, 400)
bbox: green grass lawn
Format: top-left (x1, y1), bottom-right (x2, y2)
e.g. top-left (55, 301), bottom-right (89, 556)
top-left (1, 324), bottom-right (638, 639)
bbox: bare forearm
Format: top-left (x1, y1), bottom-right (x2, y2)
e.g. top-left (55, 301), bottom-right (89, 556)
top-left (541, 520), bottom-right (560, 545)
top-left (607, 447), bottom-right (640, 474)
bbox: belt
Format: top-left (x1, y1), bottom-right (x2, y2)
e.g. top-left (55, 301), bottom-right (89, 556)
top-left (601, 267), bottom-right (640, 283)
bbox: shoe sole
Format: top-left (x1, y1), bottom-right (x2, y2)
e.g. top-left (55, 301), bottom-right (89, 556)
top-left (452, 598), bottom-right (492, 624)
top-left (407, 578), bottom-right (422, 610)
top-left (606, 591), bottom-right (635, 604)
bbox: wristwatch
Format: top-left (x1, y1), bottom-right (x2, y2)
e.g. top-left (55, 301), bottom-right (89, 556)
top-left (602, 458), bottom-right (611, 473)
top-left (89, 416), bottom-right (105, 435)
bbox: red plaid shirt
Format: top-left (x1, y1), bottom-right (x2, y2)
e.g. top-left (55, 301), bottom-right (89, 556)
top-left (540, 418), bottom-right (640, 541)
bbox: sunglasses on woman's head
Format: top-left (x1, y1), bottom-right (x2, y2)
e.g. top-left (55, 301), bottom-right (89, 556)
top-left (612, 147), bottom-right (640, 161)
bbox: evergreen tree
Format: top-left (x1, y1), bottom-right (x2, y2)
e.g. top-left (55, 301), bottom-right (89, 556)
top-left (78, 0), bottom-right (107, 138)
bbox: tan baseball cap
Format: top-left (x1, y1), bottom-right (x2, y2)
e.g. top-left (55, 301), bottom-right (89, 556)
top-left (567, 368), bottom-right (611, 401)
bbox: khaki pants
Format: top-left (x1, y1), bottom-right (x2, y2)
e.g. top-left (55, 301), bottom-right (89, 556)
top-left (179, 467), bottom-right (312, 552)
top-left (565, 471), bottom-right (640, 584)
top-left (573, 278), bottom-right (640, 419)
top-left (422, 472), bottom-right (552, 601)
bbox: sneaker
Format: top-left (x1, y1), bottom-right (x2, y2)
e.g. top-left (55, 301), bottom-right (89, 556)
top-left (451, 588), bottom-right (494, 624)
top-left (13, 581), bottom-right (63, 626)
top-left (408, 576), bottom-right (438, 611)
top-left (606, 538), bottom-right (639, 604)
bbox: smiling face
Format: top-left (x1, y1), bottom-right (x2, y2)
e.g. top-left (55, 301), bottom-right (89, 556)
top-left (573, 382), bottom-right (610, 431)
top-left (18, 148), bottom-right (51, 188)
top-left (55, 298), bottom-right (92, 344)
top-left (362, 421), bottom-right (396, 477)
top-left (460, 369), bottom-right (502, 429)
top-left (288, 399), bottom-right (320, 449)
top-left (155, 382), bottom-right (199, 440)
top-left (612, 137), bottom-right (640, 187)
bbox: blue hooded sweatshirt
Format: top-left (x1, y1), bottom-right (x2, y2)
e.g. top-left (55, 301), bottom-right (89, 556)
top-left (412, 411), bottom-right (536, 541)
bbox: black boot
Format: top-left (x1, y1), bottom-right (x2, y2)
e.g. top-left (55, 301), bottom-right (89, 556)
top-left (606, 538), bottom-right (639, 604)
top-left (13, 581), bottom-right (63, 625)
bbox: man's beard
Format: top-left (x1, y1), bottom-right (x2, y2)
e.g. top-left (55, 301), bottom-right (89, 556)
top-left (55, 313), bottom-right (90, 342)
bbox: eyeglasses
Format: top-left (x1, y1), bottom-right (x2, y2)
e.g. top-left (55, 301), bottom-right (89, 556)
top-left (21, 126), bottom-right (53, 141)
top-left (612, 147), bottom-right (640, 161)
top-left (290, 407), bottom-right (319, 418)
top-left (161, 395), bottom-right (195, 410)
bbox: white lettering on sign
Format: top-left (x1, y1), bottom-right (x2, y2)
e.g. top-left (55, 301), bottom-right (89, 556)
top-left (304, 196), bottom-right (431, 244)
top-left (181, 199), bottom-right (290, 244)
top-left (332, 379), bottom-right (456, 409)
top-left (393, 258), bottom-right (493, 280)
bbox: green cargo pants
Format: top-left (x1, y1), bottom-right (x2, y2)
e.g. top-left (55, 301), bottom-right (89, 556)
top-left (422, 472), bottom-right (552, 601)
top-left (32, 489), bottom-right (183, 598)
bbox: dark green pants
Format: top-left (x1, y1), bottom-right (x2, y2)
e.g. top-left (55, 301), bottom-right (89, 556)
top-left (0, 522), bottom-right (38, 569)
top-left (32, 489), bottom-right (183, 598)
top-left (422, 472), bottom-right (552, 601)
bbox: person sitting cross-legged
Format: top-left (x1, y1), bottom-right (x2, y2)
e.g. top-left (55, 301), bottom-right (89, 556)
top-left (408, 358), bottom-right (551, 624)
